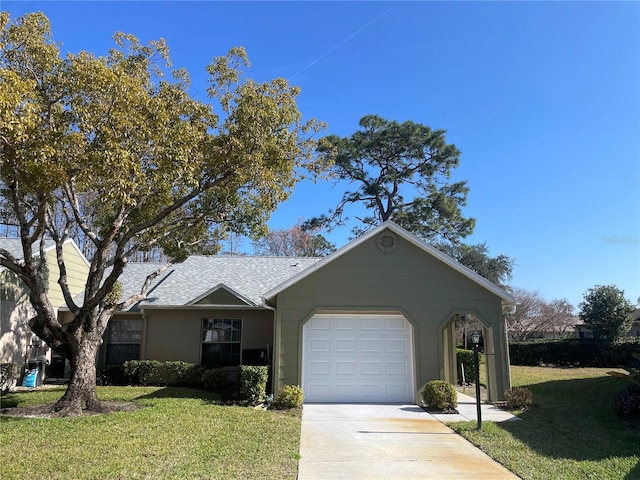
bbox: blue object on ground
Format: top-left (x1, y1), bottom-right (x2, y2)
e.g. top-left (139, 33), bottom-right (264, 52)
top-left (23, 369), bottom-right (38, 388)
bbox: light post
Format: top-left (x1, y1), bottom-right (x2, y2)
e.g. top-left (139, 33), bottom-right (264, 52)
top-left (471, 330), bottom-right (482, 430)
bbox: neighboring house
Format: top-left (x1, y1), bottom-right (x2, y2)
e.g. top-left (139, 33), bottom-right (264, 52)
top-left (60, 221), bottom-right (516, 403)
top-left (508, 316), bottom-right (578, 341)
top-left (0, 239), bottom-right (90, 378)
top-left (574, 308), bottom-right (640, 339)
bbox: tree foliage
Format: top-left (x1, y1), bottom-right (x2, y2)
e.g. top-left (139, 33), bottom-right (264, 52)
top-left (0, 12), bottom-right (321, 414)
top-left (579, 285), bottom-right (635, 341)
top-left (252, 222), bottom-right (335, 257)
top-left (433, 241), bottom-right (513, 286)
top-left (311, 114), bottom-right (475, 242)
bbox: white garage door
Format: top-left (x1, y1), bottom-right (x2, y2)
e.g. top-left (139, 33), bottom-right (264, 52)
top-left (302, 313), bottom-right (415, 403)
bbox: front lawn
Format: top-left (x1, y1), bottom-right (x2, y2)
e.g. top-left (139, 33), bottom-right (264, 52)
top-left (451, 366), bottom-right (640, 480)
top-left (0, 386), bottom-right (301, 480)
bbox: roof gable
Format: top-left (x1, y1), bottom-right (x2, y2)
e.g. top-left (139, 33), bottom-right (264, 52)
top-left (0, 238), bottom-right (88, 266)
top-left (189, 284), bottom-right (253, 306)
top-left (264, 221), bottom-right (517, 306)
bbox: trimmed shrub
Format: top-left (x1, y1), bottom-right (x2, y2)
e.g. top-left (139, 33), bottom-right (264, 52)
top-left (273, 385), bottom-right (304, 409)
top-left (163, 361), bottom-right (203, 387)
top-left (240, 365), bottom-right (269, 405)
top-left (614, 383), bottom-right (640, 419)
top-left (422, 380), bottom-right (457, 410)
top-left (123, 360), bottom-right (163, 386)
top-left (504, 387), bottom-right (533, 410)
top-left (202, 368), bottom-right (229, 391)
top-left (1, 363), bottom-right (20, 394)
top-left (97, 364), bottom-right (126, 386)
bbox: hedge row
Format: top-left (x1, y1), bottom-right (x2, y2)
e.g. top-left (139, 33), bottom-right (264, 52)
top-left (509, 338), bottom-right (640, 368)
top-left (97, 361), bottom-right (272, 404)
top-left (456, 349), bottom-right (482, 383)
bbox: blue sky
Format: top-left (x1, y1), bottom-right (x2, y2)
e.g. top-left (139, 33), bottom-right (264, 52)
top-left (4, 1), bottom-right (639, 310)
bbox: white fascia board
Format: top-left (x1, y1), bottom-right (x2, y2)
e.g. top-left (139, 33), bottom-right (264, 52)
top-left (141, 304), bottom-right (274, 312)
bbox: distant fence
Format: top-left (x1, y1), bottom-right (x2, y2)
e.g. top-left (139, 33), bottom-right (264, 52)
top-left (509, 338), bottom-right (640, 368)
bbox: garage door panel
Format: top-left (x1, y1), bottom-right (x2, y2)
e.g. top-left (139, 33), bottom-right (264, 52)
top-left (360, 361), bottom-right (382, 375)
top-left (386, 361), bottom-right (408, 375)
top-left (336, 317), bottom-right (357, 330)
top-left (361, 318), bottom-right (381, 330)
top-left (308, 384), bottom-right (331, 398)
top-left (335, 361), bottom-right (357, 375)
top-left (309, 338), bottom-right (330, 352)
top-left (303, 314), bottom-right (414, 403)
top-left (309, 361), bottom-right (331, 375)
top-left (309, 317), bottom-right (331, 330)
top-left (335, 338), bottom-right (356, 352)
top-left (360, 339), bottom-right (381, 352)
top-left (385, 317), bottom-right (407, 330)
top-left (386, 339), bottom-right (408, 353)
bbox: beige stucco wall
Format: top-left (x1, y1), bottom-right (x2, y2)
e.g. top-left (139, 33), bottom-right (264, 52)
top-left (97, 308), bottom-right (275, 366)
top-left (272, 229), bottom-right (510, 402)
top-left (0, 268), bottom-right (35, 365)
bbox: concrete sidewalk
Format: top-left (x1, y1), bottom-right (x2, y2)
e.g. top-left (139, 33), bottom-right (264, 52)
top-left (430, 392), bottom-right (521, 423)
top-left (298, 402), bottom-right (519, 480)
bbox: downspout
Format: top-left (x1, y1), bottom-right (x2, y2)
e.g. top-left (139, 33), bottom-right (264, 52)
top-left (261, 296), bottom-right (277, 396)
top-left (140, 309), bottom-right (149, 360)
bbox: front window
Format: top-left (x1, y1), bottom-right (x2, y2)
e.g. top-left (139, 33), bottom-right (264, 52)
top-left (201, 318), bottom-right (242, 367)
top-left (106, 319), bottom-right (143, 364)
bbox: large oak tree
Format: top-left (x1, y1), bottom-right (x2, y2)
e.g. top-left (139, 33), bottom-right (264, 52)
top-left (0, 12), bottom-right (321, 415)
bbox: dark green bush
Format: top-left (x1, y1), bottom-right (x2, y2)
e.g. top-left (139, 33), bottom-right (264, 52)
top-left (272, 385), bottom-right (304, 409)
top-left (97, 364), bottom-right (126, 386)
top-left (509, 338), bottom-right (640, 368)
top-left (202, 368), bottom-right (229, 391)
top-left (123, 360), bottom-right (163, 386)
top-left (1, 363), bottom-right (19, 394)
top-left (504, 387), bottom-right (533, 410)
top-left (163, 361), bottom-right (203, 387)
top-left (614, 383), bottom-right (640, 418)
top-left (457, 349), bottom-right (482, 383)
top-left (240, 365), bottom-right (269, 405)
top-left (422, 380), bottom-right (457, 410)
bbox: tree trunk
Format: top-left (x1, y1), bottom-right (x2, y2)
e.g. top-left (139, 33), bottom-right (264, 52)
top-left (53, 334), bottom-right (102, 416)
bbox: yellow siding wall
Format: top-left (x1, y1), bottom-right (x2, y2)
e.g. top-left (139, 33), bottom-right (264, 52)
top-left (45, 241), bottom-right (90, 308)
top-left (0, 241), bottom-right (89, 366)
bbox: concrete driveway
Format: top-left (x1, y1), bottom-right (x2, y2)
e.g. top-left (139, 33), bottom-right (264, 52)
top-left (298, 404), bottom-right (519, 480)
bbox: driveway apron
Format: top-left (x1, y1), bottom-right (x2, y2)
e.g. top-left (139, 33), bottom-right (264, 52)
top-left (298, 404), bottom-right (519, 480)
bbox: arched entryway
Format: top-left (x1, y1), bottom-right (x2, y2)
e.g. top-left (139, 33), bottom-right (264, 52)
top-left (439, 310), bottom-right (510, 402)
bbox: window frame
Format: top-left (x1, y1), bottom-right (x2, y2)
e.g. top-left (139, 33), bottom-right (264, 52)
top-left (105, 319), bottom-right (143, 365)
top-left (201, 318), bottom-right (242, 367)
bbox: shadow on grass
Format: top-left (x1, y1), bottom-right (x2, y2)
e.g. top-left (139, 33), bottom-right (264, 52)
top-left (0, 396), bottom-right (20, 408)
top-left (495, 376), bottom-right (640, 463)
top-left (134, 386), bottom-right (223, 404)
top-left (626, 461), bottom-right (640, 480)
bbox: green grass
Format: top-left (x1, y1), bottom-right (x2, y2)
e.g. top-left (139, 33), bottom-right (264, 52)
top-left (0, 386), bottom-right (301, 480)
top-left (450, 366), bottom-right (640, 480)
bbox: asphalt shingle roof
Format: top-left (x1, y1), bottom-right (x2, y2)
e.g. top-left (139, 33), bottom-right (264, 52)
top-left (136, 256), bottom-right (320, 308)
top-left (98, 256), bottom-right (319, 311)
top-left (0, 238), bottom-right (55, 262)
